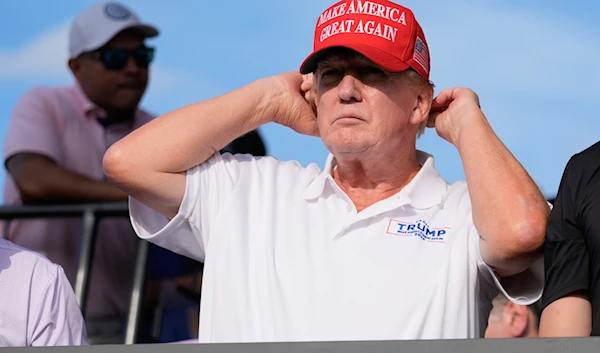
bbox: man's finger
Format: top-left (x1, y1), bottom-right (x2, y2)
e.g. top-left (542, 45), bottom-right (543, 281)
top-left (301, 74), bottom-right (313, 91)
top-left (426, 112), bottom-right (440, 128)
top-left (431, 95), bottom-right (449, 108)
top-left (431, 88), bottom-right (456, 109)
top-left (301, 81), bottom-right (311, 92)
top-left (430, 100), bottom-right (450, 114)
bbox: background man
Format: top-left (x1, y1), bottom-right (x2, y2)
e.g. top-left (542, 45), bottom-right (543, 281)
top-left (104, 0), bottom-right (549, 343)
top-left (3, 1), bottom-right (158, 342)
top-left (485, 293), bottom-right (541, 338)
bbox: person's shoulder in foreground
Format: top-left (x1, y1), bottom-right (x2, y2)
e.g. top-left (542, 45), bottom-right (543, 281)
top-left (0, 238), bottom-right (88, 347)
top-left (539, 140), bottom-right (600, 337)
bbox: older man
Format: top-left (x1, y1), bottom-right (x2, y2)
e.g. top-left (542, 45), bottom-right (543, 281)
top-left (104, 0), bottom-right (549, 343)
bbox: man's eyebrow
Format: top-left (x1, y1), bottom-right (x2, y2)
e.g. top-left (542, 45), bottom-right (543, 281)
top-left (316, 59), bottom-right (342, 70)
top-left (318, 54), bottom-right (381, 69)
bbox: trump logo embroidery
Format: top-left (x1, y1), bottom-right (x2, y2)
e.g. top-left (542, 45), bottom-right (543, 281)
top-left (386, 219), bottom-right (449, 243)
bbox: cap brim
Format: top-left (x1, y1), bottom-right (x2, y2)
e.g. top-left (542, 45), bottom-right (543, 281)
top-left (300, 43), bottom-right (410, 74)
top-left (127, 24), bottom-right (160, 38)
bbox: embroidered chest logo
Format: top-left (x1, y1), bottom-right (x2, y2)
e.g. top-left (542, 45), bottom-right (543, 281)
top-left (386, 219), bottom-right (449, 243)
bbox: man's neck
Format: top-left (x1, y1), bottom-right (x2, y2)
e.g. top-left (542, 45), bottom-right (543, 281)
top-left (103, 108), bottom-right (136, 125)
top-left (332, 149), bottom-right (422, 212)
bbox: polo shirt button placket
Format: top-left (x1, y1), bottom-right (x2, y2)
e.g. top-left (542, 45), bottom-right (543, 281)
top-left (337, 203), bottom-right (354, 236)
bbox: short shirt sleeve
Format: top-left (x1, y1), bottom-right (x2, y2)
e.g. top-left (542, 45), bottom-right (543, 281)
top-left (129, 152), bottom-right (245, 262)
top-left (29, 265), bottom-right (88, 346)
top-left (463, 188), bottom-right (545, 306)
top-left (542, 157), bottom-right (590, 308)
top-left (4, 86), bottom-right (63, 163)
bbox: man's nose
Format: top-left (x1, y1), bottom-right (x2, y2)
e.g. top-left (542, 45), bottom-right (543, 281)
top-left (337, 74), bottom-right (362, 103)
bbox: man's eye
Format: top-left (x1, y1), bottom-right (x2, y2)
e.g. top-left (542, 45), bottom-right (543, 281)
top-left (364, 67), bottom-right (386, 76)
top-left (319, 69), bottom-right (343, 84)
top-left (321, 69), bottom-right (341, 77)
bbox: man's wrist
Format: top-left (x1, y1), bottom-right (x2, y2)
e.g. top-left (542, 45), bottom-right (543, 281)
top-left (249, 77), bottom-right (279, 127)
top-left (453, 111), bottom-right (491, 148)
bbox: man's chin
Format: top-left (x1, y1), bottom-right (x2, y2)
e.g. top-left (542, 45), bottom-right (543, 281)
top-left (112, 98), bottom-right (142, 112)
top-left (115, 90), bottom-right (145, 106)
top-left (326, 143), bottom-right (371, 157)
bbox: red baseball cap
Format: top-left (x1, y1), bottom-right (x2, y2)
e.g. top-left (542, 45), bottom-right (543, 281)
top-left (299, 0), bottom-right (431, 81)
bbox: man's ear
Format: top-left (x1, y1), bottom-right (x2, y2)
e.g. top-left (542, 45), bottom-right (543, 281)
top-left (68, 58), bottom-right (81, 79)
top-left (409, 92), bottom-right (432, 126)
top-left (505, 302), bottom-right (529, 337)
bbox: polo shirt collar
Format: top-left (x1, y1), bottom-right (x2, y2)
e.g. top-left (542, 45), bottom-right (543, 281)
top-left (70, 82), bottom-right (144, 129)
top-left (71, 82), bottom-right (107, 120)
top-left (302, 154), bottom-right (336, 200)
top-left (303, 150), bottom-right (448, 209)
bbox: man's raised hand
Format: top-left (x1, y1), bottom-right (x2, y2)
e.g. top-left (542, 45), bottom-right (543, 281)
top-left (267, 72), bottom-right (320, 137)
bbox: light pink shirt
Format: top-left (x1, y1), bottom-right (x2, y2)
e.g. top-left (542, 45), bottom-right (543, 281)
top-left (0, 238), bottom-right (87, 346)
top-left (3, 83), bottom-right (155, 320)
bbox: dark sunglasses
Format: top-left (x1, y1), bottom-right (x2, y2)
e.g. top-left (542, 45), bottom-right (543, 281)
top-left (80, 46), bottom-right (155, 71)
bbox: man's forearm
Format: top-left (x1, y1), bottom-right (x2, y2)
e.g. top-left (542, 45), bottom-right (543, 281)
top-left (539, 294), bottom-right (592, 337)
top-left (456, 114), bottom-right (549, 275)
top-left (103, 77), bottom-right (276, 218)
top-left (6, 153), bottom-right (127, 205)
top-left (19, 164), bottom-right (127, 205)
top-left (106, 78), bottom-right (273, 178)
top-left (33, 169), bottom-right (126, 204)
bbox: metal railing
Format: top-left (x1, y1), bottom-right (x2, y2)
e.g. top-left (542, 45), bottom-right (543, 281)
top-left (0, 201), bottom-right (148, 345)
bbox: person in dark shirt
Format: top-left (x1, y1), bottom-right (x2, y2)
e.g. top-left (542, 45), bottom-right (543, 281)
top-left (221, 130), bottom-right (266, 156)
top-left (539, 141), bottom-right (600, 337)
top-left (485, 293), bottom-right (542, 338)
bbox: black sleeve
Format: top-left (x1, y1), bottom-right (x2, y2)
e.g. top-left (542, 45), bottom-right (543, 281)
top-left (221, 130), bottom-right (267, 156)
top-left (542, 157), bottom-right (590, 309)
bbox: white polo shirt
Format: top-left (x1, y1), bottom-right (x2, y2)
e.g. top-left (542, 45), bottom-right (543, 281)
top-left (0, 238), bottom-right (87, 347)
top-left (129, 150), bottom-right (543, 343)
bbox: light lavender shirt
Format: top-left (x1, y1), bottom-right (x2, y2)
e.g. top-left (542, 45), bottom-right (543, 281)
top-left (0, 238), bottom-right (87, 346)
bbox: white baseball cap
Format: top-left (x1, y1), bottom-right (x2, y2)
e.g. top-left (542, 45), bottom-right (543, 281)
top-left (69, 2), bottom-right (159, 59)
